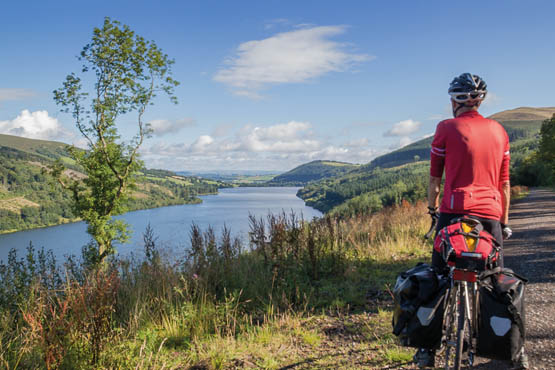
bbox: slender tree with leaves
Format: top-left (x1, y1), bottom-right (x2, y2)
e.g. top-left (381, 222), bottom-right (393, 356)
top-left (52, 17), bottom-right (179, 264)
top-left (539, 114), bottom-right (555, 181)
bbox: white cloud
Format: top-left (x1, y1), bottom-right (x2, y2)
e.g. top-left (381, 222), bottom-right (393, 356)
top-left (399, 136), bottom-right (413, 147)
top-left (482, 91), bottom-right (501, 107)
top-left (141, 120), bottom-right (387, 171)
top-left (384, 119), bottom-right (422, 137)
top-left (241, 121), bottom-right (319, 152)
top-left (388, 136), bottom-right (415, 150)
top-left (0, 88), bottom-right (36, 102)
top-left (148, 118), bottom-right (194, 136)
top-left (0, 110), bottom-right (72, 141)
top-left (214, 26), bottom-right (373, 97)
top-left (190, 135), bottom-right (215, 153)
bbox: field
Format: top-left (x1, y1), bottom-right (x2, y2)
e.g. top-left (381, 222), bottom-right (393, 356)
top-left (0, 201), bottom-right (431, 369)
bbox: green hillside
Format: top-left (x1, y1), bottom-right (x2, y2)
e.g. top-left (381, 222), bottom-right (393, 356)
top-left (0, 134), bottom-right (226, 234)
top-left (298, 107), bottom-right (552, 214)
top-left (361, 108), bottom-right (550, 171)
top-left (298, 161), bottom-right (428, 214)
top-left (267, 160), bottom-right (359, 186)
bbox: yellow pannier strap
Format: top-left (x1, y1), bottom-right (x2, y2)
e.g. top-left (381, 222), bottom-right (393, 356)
top-left (461, 222), bottom-right (478, 252)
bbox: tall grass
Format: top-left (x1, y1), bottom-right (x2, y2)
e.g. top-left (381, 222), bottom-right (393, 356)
top-left (0, 201), bottom-right (431, 369)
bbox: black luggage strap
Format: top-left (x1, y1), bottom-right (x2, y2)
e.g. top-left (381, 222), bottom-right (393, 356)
top-left (508, 303), bottom-right (526, 338)
top-left (479, 267), bottom-right (528, 284)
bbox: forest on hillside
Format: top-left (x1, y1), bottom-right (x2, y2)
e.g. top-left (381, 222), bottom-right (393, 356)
top-left (267, 160), bottom-right (359, 186)
top-left (297, 115), bottom-right (555, 216)
top-left (0, 146), bottom-right (226, 233)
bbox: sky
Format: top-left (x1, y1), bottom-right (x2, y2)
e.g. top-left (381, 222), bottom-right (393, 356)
top-left (1, 0), bottom-right (555, 172)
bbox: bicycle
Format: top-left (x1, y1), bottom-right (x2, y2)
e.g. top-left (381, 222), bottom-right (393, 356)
top-left (440, 259), bottom-right (480, 369)
top-left (425, 215), bottom-right (500, 369)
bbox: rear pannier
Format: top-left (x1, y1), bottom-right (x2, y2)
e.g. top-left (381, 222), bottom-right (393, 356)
top-left (434, 217), bottom-right (499, 271)
top-left (392, 263), bottom-right (448, 349)
top-left (477, 267), bottom-right (527, 361)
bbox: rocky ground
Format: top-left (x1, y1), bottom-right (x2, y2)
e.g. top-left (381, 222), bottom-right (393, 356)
top-left (477, 188), bottom-right (555, 370)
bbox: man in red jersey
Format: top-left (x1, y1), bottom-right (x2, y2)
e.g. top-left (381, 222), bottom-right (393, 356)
top-left (414, 73), bottom-right (528, 369)
top-left (428, 73), bottom-right (512, 269)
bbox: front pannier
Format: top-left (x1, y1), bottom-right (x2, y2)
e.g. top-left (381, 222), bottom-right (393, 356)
top-left (392, 263), bottom-right (448, 349)
top-left (434, 217), bottom-right (499, 271)
top-left (477, 267), bottom-right (527, 361)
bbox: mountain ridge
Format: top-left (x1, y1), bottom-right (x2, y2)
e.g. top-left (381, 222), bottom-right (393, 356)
top-left (296, 106), bottom-right (550, 214)
top-left (266, 160), bottom-right (359, 186)
top-left (0, 134), bottom-right (226, 234)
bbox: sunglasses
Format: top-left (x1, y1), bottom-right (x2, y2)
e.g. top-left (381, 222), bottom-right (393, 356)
top-left (449, 91), bottom-right (487, 103)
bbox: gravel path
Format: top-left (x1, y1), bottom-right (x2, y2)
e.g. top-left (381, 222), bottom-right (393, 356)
top-left (472, 188), bottom-right (555, 370)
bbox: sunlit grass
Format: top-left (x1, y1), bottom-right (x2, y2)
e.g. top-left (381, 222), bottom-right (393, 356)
top-left (0, 200), bottom-right (432, 369)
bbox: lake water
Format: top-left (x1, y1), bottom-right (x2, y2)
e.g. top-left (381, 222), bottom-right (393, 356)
top-left (0, 187), bottom-right (322, 263)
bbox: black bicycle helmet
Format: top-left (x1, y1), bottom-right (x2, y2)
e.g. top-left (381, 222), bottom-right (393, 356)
top-left (448, 73), bottom-right (487, 103)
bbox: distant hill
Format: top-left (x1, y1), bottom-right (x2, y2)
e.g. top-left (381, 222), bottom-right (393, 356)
top-left (267, 160), bottom-right (359, 186)
top-left (177, 170), bottom-right (278, 184)
top-left (298, 106), bottom-right (550, 214)
top-left (488, 106), bottom-right (555, 121)
top-left (362, 106), bottom-right (551, 171)
top-left (0, 134), bottom-right (226, 234)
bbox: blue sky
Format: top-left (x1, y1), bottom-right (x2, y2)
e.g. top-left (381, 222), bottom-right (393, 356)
top-left (1, 0), bottom-right (554, 171)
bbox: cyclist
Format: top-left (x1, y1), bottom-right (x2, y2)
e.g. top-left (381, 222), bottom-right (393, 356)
top-left (414, 73), bottom-right (528, 368)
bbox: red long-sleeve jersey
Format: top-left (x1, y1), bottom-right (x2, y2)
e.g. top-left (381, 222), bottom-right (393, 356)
top-left (430, 110), bottom-right (510, 220)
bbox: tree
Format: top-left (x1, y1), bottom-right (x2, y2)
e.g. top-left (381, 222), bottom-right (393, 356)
top-left (52, 18), bottom-right (179, 264)
top-left (538, 114), bottom-right (555, 182)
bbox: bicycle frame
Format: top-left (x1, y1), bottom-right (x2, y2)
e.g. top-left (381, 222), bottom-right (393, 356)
top-left (441, 266), bottom-right (480, 370)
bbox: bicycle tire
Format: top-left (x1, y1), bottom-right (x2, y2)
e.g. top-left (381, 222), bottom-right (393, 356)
top-left (443, 284), bottom-right (457, 369)
top-left (454, 285), bottom-right (466, 370)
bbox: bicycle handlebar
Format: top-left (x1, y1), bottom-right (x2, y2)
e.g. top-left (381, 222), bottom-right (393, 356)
top-left (424, 214), bottom-right (438, 240)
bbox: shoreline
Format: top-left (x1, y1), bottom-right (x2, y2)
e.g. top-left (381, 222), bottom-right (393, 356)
top-left (0, 192), bottom-right (219, 235)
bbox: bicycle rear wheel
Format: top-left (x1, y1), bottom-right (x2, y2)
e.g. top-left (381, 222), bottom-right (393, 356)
top-left (454, 284), bottom-right (466, 370)
top-left (442, 283), bottom-right (458, 369)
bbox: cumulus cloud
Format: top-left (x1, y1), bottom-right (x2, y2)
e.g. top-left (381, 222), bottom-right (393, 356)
top-left (0, 110), bottom-right (73, 141)
top-left (191, 135), bottom-right (215, 153)
top-left (384, 119), bottom-right (422, 137)
top-left (482, 91), bottom-right (501, 107)
top-left (148, 118), bottom-right (194, 136)
top-left (214, 26), bottom-right (372, 97)
top-left (388, 136), bottom-right (416, 150)
top-left (141, 120), bottom-right (387, 171)
top-left (241, 121), bottom-right (319, 152)
top-left (0, 88), bottom-right (37, 102)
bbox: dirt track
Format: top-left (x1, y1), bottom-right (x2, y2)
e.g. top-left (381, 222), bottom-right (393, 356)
top-left (472, 188), bottom-right (555, 370)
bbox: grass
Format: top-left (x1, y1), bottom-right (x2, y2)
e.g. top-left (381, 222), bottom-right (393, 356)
top-left (0, 201), bottom-right (432, 369)
top-left (511, 185), bottom-right (530, 200)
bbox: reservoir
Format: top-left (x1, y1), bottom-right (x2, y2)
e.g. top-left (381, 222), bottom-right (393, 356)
top-left (0, 187), bottom-right (322, 263)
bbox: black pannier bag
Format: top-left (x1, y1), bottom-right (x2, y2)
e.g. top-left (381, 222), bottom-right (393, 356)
top-left (477, 267), bottom-right (527, 361)
top-left (392, 263), bottom-right (448, 349)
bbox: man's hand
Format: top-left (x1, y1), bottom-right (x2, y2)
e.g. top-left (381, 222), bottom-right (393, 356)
top-left (427, 206), bottom-right (439, 221)
top-left (501, 223), bottom-right (513, 240)
top-left (424, 207), bottom-right (439, 240)
top-left (428, 176), bottom-right (442, 213)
